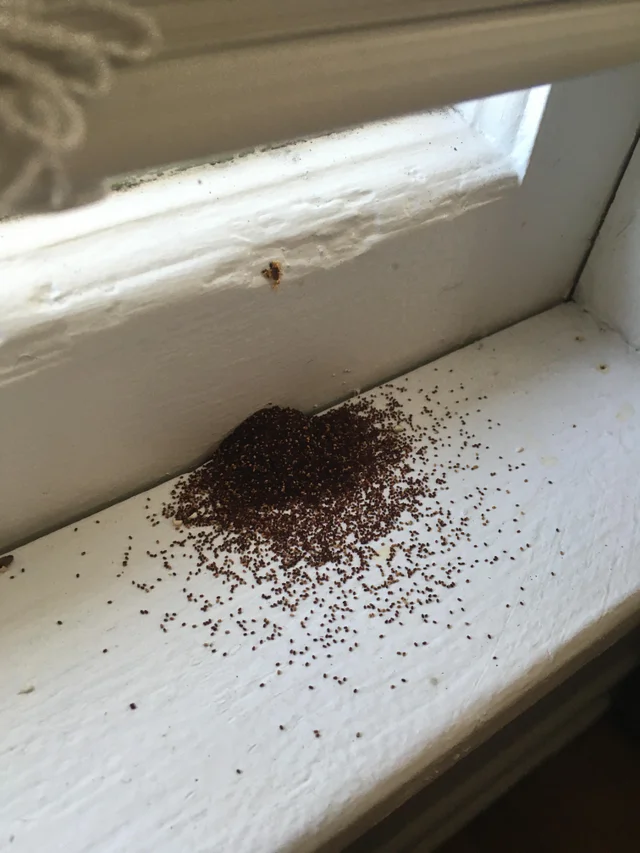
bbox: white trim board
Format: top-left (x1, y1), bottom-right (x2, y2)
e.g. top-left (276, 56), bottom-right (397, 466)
top-left (2, 304), bottom-right (639, 853)
top-left (0, 98), bottom-right (533, 551)
top-left (0, 106), bottom-right (520, 266)
top-left (1, 88), bottom-right (549, 264)
top-left (3, 66), bottom-right (640, 553)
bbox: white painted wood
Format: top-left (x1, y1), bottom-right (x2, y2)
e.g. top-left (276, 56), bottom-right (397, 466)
top-left (413, 700), bottom-right (609, 853)
top-left (0, 88), bottom-right (548, 260)
top-left (2, 305), bottom-right (639, 853)
top-left (0, 108), bottom-right (519, 264)
top-left (60, 1), bottom-right (640, 188)
top-left (456, 88), bottom-right (550, 181)
top-left (576, 138), bottom-right (640, 347)
top-left (1, 65), bottom-right (639, 551)
top-left (357, 632), bottom-right (640, 851)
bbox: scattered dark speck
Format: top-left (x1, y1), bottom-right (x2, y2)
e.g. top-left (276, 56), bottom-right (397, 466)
top-left (117, 383), bottom-right (546, 715)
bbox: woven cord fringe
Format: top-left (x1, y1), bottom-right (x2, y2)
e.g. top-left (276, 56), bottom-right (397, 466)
top-left (0, 0), bottom-right (160, 216)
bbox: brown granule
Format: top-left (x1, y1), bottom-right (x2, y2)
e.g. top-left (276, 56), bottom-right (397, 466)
top-left (261, 260), bottom-right (282, 289)
top-left (165, 402), bottom-right (417, 571)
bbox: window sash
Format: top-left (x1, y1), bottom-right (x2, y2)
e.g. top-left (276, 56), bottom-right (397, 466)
top-left (139, 0), bottom-right (564, 57)
top-left (66, 0), bottom-right (640, 189)
top-left (7, 0), bottom-right (640, 215)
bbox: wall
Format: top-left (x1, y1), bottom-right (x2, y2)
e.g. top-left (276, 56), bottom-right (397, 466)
top-left (576, 137), bottom-right (640, 347)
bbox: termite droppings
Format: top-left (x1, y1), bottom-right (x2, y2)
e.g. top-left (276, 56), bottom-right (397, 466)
top-left (122, 385), bottom-right (538, 704)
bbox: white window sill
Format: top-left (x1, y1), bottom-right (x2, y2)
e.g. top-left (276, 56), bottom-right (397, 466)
top-left (2, 303), bottom-right (639, 852)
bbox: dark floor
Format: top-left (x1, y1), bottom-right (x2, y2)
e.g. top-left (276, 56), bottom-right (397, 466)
top-left (439, 715), bottom-right (640, 853)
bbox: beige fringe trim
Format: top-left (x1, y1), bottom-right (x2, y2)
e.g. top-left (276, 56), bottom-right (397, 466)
top-left (0, 0), bottom-right (160, 216)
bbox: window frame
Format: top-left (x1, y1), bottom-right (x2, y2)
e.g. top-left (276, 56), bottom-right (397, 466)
top-left (63, 0), bottom-right (640, 191)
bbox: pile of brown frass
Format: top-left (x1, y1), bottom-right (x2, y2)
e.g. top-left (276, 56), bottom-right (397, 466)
top-left (163, 401), bottom-right (426, 571)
